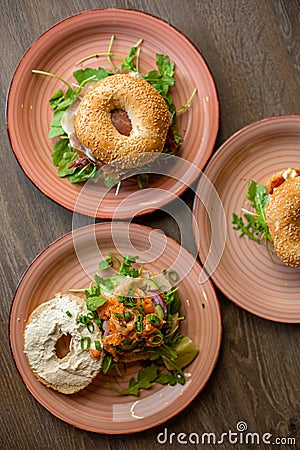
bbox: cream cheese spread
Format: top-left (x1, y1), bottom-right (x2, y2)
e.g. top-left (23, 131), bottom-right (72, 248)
top-left (282, 168), bottom-right (298, 181)
top-left (24, 293), bottom-right (102, 393)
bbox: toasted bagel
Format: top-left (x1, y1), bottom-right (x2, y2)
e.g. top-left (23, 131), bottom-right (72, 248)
top-left (265, 176), bottom-right (300, 268)
top-left (24, 294), bottom-right (103, 394)
top-left (73, 74), bottom-right (171, 169)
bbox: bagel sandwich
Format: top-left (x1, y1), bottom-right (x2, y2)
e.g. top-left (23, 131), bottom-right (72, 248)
top-left (264, 168), bottom-right (300, 268)
top-left (232, 167), bottom-right (300, 267)
top-left (34, 42), bottom-right (189, 187)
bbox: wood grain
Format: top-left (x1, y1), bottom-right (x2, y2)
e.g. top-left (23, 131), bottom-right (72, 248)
top-left (1, 0), bottom-right (300, 449)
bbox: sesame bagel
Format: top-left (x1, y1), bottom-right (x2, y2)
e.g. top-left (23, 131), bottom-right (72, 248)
top-left (265, 176), bottom-right (300, 268)
top-left (73, 74), bottom-right (171, 169)
top-left (24, 293), bottom-right (103, 394)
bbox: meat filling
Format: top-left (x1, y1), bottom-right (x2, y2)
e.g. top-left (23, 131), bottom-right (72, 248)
top-left (269, 169), bottom-right (300, 194)
top-left (111, 109), bottom-right (132, 136)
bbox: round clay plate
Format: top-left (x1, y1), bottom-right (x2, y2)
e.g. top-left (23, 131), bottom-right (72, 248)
top-left (6, 9), bottom-right (219, 219)
top-left (10, 222), bottom-right (221, 433)
top-left (193, 115), bottom-right (300, 323)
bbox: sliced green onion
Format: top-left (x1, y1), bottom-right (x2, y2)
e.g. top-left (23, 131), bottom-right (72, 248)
top-left (87, 322), bottom-right (95, 333)
top-left (168, 270), bottom-right (179, 283)
top-left (134, 316), bottom-right (143, 334)
top-left (151, 333), bottom-right (164, 345)
top-left (81, 336), bottom-right (91, 350)
top-left (95, 340), bottom-right (101, 350)
top-left (147, 314), bottom-right (161, 326)
top-left (114, 313), bottom-right (124, 320)
top-left (124, 311), bottom-right (131, 320)
top-left (66, 310), bottom-right (72, 317)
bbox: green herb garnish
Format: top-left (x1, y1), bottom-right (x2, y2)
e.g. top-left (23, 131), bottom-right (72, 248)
top-left (117, 366), bottom-right (158, 396)
top-left (147, 314), bottom-right (161, 326)
top-left (80, 336), bottom-right (91, 350)
top-left (232, 181), bottom-right (273, 256)
top-left (85, 295), bottom-right (108, 311)
top-left (94, 340), bottom-right (102, 351)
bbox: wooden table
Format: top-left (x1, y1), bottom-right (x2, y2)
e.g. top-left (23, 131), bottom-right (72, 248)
top-left (1, 1), bottom-right (299, 449)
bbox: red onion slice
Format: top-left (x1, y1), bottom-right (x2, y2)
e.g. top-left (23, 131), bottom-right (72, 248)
top-left (148, 291), bottom-right (168, 318)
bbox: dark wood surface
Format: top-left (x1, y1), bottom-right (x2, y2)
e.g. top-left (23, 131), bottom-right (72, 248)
top-left (1, 1), bottom-right (300, 449)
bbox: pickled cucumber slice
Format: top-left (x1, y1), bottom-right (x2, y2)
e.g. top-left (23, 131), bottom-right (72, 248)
top-left (164, 336), bottom-right (199, 370)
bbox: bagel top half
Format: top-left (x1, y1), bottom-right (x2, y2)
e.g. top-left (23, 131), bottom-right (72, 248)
top-left (264, 171), bottom-right (300, 268)
top-left (24, 293), bottom-right (103, 394)
top-left (73, 74), bottom-right (171, 169)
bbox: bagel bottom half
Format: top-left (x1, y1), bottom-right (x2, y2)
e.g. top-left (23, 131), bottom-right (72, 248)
top-left (24, 293), bottom-right (103, 394)
top-left (265, 177), bottom-right (300, 268)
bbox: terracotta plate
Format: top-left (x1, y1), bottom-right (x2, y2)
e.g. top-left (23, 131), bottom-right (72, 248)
top-left (193, 115), bottom-right (300, 323)
top-left (10, 222), bottom-right (221, 433)
top-left (6, 9), bottom-right (219, 218)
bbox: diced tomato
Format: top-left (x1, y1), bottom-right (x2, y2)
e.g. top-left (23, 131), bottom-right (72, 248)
top-left (270, 176), bottom-right (285, 194)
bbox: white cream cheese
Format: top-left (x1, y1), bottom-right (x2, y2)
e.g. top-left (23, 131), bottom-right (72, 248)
top-left (24, 294), bottom-right (102, 393)
top-left (282, 168), bottom-right (298, 181)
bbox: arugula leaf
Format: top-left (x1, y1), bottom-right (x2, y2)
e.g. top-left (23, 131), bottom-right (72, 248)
top-left (119, 255), bottom-right (140, 277)
top-left (54, 97), bottom-right (75, 112)
top-left (103, 173), bottom-right (119, 188)
top-left (94, 274), bottom-right (114, 288)
top-left (102, 353), bottom-right (115, 374)
top-left (57, 151), bottom-right (78, 177)
top-left (49, 89), bottom-right (65, 109)
top-left (117, 366), bottom-right (158, 396)
top-left (162, 287), bottom-right (181, 314)
top-left (232, 181), bottom-right (273, 245)
top-left (172, 126), bottom-right (183, 146)
top-left (123, 255), bottom-right (139, 265)
top-left (156, 372), bottom-right (185, 386)
top-left (68, 165), bottom-right (99, 183)
top-left (51, 138), bottom-right (69, 166)
top-left (169, 290), bottom-right (181, 314)
top-left (232, 213), bottom-right (260, 242)
top-left (48, 110), bottom-right (66, 138)
top-left (98, 256), bottom-right (113, 271)
top-left (150, 343), bottom-right (178, 362)
top-left (246, 180), bottom-right (270, 216)
top-left (73, 67), bottom-right (110, 85)
top-left (144, 54), bottom-right (175, 97)
top-left (48, 126), bottom-right (63, 139)
top-left (121, 46), bottom-right (138, 71)
top-left (86, 295), bottom-right (108, 311)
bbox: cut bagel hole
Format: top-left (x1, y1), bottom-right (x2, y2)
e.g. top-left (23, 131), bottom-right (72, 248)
top-left (111, 109), bottom-right (132, 136)
top-left (55, 333), bottom-right (72, 359)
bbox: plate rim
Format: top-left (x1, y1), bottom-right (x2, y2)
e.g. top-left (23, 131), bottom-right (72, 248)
top-left (193, 114), bottom-right (300, 323)
top-left (9, 221), bottom-right (222, 433)
top-left (6, 7), bottom-right (219, 219)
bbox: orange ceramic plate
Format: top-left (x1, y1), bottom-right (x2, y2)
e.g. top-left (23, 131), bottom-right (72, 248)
top-left (7, 9), bottom-right (219, 218)
top-left (10, 222), bottom-right (221, 433)
top-left (193, 115), bottom-right (300, 323)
